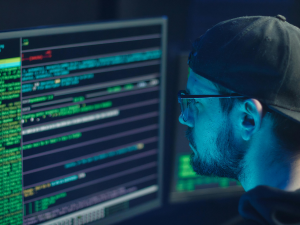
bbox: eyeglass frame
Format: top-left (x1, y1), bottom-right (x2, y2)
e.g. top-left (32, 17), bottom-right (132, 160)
top-left (178, 90), bottom-right (245, 122)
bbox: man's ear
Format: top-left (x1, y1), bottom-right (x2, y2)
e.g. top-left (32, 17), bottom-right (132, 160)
top-left (239, 99), bottom-right (263, 141)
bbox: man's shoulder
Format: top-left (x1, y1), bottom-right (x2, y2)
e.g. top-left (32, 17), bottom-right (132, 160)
top-left (238, 185), bottom-right (300, 225)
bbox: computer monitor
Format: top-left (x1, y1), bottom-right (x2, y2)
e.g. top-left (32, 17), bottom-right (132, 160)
top-left (0, 17), bottom-right (167, 225)
top-left (170, 53), bottom-right (244, 203)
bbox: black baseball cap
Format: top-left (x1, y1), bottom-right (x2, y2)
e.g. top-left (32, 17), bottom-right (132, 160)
top-left (188, 15), bottom-right (300, 123)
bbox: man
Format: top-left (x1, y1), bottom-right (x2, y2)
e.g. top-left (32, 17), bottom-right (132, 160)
top-left (179, 15), bottom-right (300, 224)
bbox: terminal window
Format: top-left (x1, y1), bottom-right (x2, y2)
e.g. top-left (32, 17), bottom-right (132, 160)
top-left (0, 19), bottom-right (166, 225)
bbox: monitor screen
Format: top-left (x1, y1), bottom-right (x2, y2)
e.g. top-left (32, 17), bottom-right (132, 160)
top-left (170, 53), bottom-right (244, 203)
top-left (0, 18), bottom-right (167, 225)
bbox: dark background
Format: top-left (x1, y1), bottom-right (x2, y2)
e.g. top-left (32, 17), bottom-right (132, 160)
top-left (1, 0), bottom-right (299, 224)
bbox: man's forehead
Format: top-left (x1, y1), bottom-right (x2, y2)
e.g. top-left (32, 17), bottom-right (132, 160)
top-left (187, 69), bottom-right (218, 94)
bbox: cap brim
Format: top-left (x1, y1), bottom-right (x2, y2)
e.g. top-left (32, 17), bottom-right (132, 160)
top-left (268, 105), bottom-right (300, 124)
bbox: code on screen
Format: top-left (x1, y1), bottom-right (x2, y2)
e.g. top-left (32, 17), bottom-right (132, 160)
top-left (0, 19), bottom-right (166, 225)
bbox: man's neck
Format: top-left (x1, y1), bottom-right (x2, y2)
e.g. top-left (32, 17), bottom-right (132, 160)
top-left (239, 130), bottom-right (300, 192)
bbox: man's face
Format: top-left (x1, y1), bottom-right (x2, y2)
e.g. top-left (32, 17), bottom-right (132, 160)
top-left (179, 69), bottom-right (245, 180)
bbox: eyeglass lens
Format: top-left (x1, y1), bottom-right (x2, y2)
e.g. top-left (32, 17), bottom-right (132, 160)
top-left (178, 93), bottom-right (189, 122)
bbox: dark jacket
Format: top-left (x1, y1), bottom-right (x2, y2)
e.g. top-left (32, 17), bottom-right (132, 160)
top-left (239, 185), bottom-right (300, 225)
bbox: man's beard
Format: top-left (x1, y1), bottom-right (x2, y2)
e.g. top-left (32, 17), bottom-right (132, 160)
top-left (186, 121), bottom-right (245, 180)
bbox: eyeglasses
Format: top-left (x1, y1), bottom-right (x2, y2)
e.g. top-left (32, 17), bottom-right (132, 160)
top-left (178, 90), bottom-right (244, 122)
